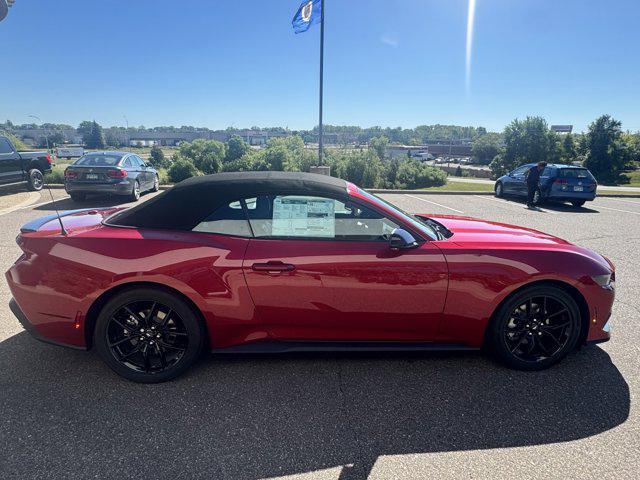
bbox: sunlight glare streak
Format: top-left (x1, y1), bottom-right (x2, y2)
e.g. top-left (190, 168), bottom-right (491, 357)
top-left (465, 0), bottom-right (477, 95)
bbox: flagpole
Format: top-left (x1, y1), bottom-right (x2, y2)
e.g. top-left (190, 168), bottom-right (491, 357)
top-left (317, 0), bottom-right (324, 166)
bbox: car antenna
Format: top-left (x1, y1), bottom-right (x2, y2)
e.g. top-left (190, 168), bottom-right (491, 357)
top-left (45, 174), bottom-right (67, 236)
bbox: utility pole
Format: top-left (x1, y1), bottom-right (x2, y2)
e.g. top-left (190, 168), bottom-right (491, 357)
top-left (317, 0), bottom-right (325, 166)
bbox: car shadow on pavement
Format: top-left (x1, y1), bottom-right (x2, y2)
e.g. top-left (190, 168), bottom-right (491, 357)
top-left (0, 333), bottom-right (629, 480)
top-left (499, 196), bottom-right (600, 213)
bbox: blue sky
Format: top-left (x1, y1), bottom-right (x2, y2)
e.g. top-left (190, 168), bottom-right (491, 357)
top-left (1, 0), bottom-right (639, 133)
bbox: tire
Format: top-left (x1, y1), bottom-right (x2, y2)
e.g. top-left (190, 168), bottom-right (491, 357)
top-left (129, 180), bottom-right (141, 202)
top-left (494, 182), bottom-right (504, 198)
top-left (571, 200), bottom-right (586, 208)
top-left (486, 285), bottom-right (581, 371)
top-left (152, 174), bottom-right (159, 192)
top-left (27, 168), bottom-right (44, 191)
top-left (94, 288), bottom-right (205, 383)
top-left (70, 192), bottom-right (86, 202)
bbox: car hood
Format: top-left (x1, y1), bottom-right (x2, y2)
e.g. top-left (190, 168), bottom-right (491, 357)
top-left (418, 214), bottom-right (570, 246)
top-left (417, 214), bottom-right (613, 269)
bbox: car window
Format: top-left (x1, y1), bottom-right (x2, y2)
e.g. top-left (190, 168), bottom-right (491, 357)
top-left (247, 194), bottom-right (399, 241)
top-left (134, 155), bottom-right (146, 167)
top-left (560, 168), bottom-right (591, 179)
top-left (511, 166), bottom-right (529, 176)
top-left (0, 138), bottom-right (14, 154)
top-left (541, 167), bottom-right (555, 177)
top-left (122, 157), bottom-right (133, 168)
top-left (75, 154), bottom-right (123, 166)
top-left (193, 198), bottom-right (255, 237)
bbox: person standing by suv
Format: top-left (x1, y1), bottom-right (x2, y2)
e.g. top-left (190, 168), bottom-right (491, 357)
top-left (525, 161), bottom-right (547, 208)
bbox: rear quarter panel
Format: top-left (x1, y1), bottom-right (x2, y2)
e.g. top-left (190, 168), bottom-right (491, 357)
top-left (6, 226), bottom-right (259, 349)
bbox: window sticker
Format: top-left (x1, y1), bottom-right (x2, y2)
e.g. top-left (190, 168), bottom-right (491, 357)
top-left (272, 196), bottom-right (335, 237)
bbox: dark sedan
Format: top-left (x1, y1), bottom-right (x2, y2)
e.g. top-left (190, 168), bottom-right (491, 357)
top-left (64, 151), bottom-right (159, 202)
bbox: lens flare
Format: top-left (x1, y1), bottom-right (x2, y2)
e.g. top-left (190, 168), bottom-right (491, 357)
top-left (465, 0), bottom-right (477, 94)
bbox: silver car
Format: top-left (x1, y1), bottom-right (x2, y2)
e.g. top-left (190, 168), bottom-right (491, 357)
top-left (64, 151), bottom-right (159, 202)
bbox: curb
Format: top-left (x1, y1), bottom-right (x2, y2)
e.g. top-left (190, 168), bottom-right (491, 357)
top-left (42, 183), bottom-right (640, 198)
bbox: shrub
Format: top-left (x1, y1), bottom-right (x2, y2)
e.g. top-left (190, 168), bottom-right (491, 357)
top-left (395, 159), bottom-right (447, 189)
top-left (168, 156), bottom-right (200, 183)
top-left (149, 145), bottom-right (169, 168)
top-left (178, 139), bottom-right (225, 175)
top-left (45, 164), bottom-right (66, 184)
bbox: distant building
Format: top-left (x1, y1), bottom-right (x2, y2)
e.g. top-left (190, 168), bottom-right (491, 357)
top-left (12, 128), bottom-right (82, 146)
top-left (551, 125), bottom-right (573, 134)
top-left (387, 143), bottom-right (472, 159)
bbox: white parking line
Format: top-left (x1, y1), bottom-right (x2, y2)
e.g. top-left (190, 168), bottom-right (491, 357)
top-left (404, 194), bottom-right (464, 214)
top-left (472, 195), bottom-right (558, 214)
top-left (596, 205), bottom-right (640, 216)
top-left (600, 197), bottom-right (640, 206)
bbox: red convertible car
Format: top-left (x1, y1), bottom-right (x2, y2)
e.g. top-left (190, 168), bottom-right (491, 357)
top-left (6, 172), bottom-right (613, 382)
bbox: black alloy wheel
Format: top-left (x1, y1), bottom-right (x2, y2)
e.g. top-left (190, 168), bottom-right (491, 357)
top-left (495, 182), bottom-right (503, 197)
top-left (95, 288), bottom-right (204, 382)
top-left (488, 286), bottom-right (581, 370)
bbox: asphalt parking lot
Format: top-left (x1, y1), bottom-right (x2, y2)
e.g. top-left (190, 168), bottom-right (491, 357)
top-left (0, 188), bottom-right (638, 479)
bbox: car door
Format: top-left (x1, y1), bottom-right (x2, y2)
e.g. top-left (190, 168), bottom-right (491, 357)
top-left (134, 154), bottom-right (151, 188)
top-left (0, 137), bottom-right (23, 184)
top-left (504, 165), bottom-right (527, 196)
top-left (121, 155), bottom-right (137, 184)
top-left (241, 194), bottom-right (449, 342)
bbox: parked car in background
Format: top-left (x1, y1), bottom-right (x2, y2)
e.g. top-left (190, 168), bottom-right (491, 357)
top-left (0, 134), bottom-right (53, 191)
top-left (64, 151), bottom-right (158, 202)
top-left (495, 163), bottom-right (597, 207)
top-left (56, 145), bottom-right (84, 160)
top-left (7, 172), bottom-right (613, 382)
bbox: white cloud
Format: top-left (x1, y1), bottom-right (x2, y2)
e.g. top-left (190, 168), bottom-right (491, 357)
top-left (381, 34), bottom-right (399, 47)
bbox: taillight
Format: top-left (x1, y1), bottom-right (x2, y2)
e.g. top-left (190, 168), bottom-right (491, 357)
top-left (45, 153), bottom-right (52, 164)
top-left (554, 178), bottom-right (568, 184)
top-left (107, 169), bottom-right (128, 179)
top-left (64, 169), bottom-right (77, 179)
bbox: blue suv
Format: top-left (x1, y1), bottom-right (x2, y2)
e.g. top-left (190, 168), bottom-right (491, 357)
top-left (495, 163), bottom-right (597, 208)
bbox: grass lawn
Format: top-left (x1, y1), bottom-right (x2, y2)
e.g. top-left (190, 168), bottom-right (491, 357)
top-left (421, 182), bottom-right (494, 192)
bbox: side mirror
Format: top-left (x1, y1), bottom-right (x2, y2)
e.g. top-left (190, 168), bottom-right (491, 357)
top-left (389, 228), bottom-right (418, 251)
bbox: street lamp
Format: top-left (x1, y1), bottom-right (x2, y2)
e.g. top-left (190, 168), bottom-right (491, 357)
top-left (28, 114), bottom-right (49, 152)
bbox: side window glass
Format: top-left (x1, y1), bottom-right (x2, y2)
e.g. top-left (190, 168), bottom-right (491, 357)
top-left (247, 195), bottom-right (398, 241)
top-left (0, 138), bottom-right (14, 154)
top-left (193, 199), bottom-right (253, 237)
top-left (123, 157), bottom-right (133, 168)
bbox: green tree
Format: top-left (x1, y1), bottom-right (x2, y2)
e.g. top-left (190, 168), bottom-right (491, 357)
top-left (178, 139), bottom-right (226, 174)
top-left (561, 133), bottom-right (577, 163)
top-left (225, 136), bottom-right (249, 163)
top-left (584, 115), bottom-right (633, 184)
top-left (369, 136), bottom-right (389, 160)
top-left (78, 121), bottom-right (106, 149)
top-left (149, 145), bottom-right (169, 168)
top-left (0, 130), bottom-right (27, 150)
top-left (395, 159), bottom-right (447, 189)
top-left (472, 132), bottom-right (503, 165)
top-left (168, 156), bottom-right (200, 183)
top-left (489, 116), bottom-right (560, 178)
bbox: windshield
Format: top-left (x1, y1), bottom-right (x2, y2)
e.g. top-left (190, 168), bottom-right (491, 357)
top-left (357, 188), bottom-right (439, 241)
top-left (74, 154), bottom-right (123, 167)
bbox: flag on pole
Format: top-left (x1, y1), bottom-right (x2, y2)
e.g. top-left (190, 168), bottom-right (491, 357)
top-left (292, 0), bottom-right (322, 34)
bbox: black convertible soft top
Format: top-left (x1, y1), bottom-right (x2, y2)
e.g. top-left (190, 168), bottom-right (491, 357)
top-left (106, 171), bottom-right (349, 230)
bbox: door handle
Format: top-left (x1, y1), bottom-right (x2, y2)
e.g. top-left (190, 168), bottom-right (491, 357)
top-left (251, 261), bottom-right (296, 272)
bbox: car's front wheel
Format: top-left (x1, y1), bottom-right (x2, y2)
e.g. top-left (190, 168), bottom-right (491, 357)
top-left (571, 200), bottom-right (586, 208)
top-left (487, 285), bottom-right (581, 370)
top-left (94, 288), bottom-right (205, 383)
top-left (495, 182), bottom-right (504, 197)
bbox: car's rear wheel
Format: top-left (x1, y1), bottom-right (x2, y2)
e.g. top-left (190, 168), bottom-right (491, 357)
top-left (571, 200), bottom-right (586, 208)
top-left (70, 192), bottom-right (86, 202)
top-left (495, 182), bottom-right (504, 197)
top-left (94, 288), bottom-right (205, 383)
top-left (27, 169), bottom-right (44, 191)
top-left (129, 180), bottom-right (140, 201)
top-left (487, 285), bottom-right (581, 370)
